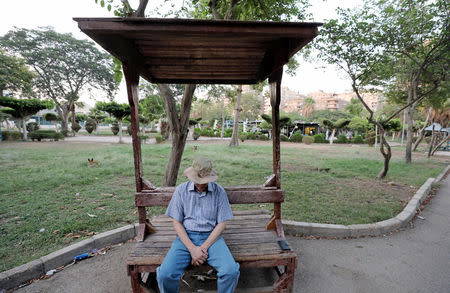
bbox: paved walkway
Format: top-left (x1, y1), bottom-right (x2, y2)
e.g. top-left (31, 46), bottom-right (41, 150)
top-left (16, 177), bottom-right (450, 293)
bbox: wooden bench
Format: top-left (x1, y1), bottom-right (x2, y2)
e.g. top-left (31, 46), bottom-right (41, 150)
top-left (127, 180), bottom-right (297, 292)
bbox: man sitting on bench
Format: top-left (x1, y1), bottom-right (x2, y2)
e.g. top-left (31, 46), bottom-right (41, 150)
top-left (157, 156), bottom-right (240, 293)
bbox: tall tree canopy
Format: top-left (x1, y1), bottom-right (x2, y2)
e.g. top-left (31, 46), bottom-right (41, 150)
top-left (0, 49), bottom-right (34, 98)
top-left (0, 28), bottom-right (119, 132)
top-left (96, 101), bottom-right (130, 143)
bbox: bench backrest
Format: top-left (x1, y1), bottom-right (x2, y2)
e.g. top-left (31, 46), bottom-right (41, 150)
top-left (135, 185), bottom-right (284, 207)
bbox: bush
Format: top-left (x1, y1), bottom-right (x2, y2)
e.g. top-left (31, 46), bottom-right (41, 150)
top-left (85, 118), bottom-right (96, 134)
top-left (239, 133), bottom-right (246, 142)
top-left (366, 130), bottom-right (376, 146)
top-left (140, 134), bottom-right (149, 142)
top-left (61, 129), bottom-right (69, 137)
top-left (193, 128), bottom-right (201, 140)
top-left (256, 132), bottom-right (269, 140)
top-left (246, 132), bottom-right (257, 140)
top-left (280, 134), bottom-right (289, 141)
top-left (155, 133), bottom-right (163, 143)
top-left (290, 132), bottom-right (303, 143)
top-left (111, 122), bottom-right (119, 135)
top-left (2, 131), bottom-right (22, 140)
top-left (127, 125), bottom-right (133, 135)
top-left (424, 137), bottom-right (431, 144)
top-left (353, 135), bottom-right (364, 144)
top-left (303, 136), bottom-right (314, 144)
top-left (29, 130), bottom-right (64, 141)
top-left (336, 134), bottom-right (348, 144)
top-left (26, 122), bottom-right (39, 132)
top-left (71, 122), bottom-right (81, 133)
top-left (313, 133), bottom-right (326, 143)
top-left (224, 128), bottom-right (233, 138)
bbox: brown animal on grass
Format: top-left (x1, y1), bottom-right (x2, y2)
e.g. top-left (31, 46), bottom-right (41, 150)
top-left (88, 158), bottom-right (99, 166)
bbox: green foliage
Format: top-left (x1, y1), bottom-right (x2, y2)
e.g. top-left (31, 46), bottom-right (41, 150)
top-left (345, 98), bottom-right (365, 117)
top-left (96, 101), bottom-right (130, 121)
top-left (61, 129), bottom-right (69, 137)
top-left (155, 133), bottom-right (163, 143)
top-left (335, 134), bottom-right (348, 144)
top-left (85, 118), bottom-right (96, 134)
top-left (126, 125), bottom-right (133, 135)
top-left (111, 122), bottom-right (119, 135)
top-left (193, 128), bottom-right (201, 140)
top-left (75, 113), bottom-right (88, 123)
top-left (260, 120), bottom-right (272, 130)
top-left (28, 130), bottom-right (64, 141)
top-left (240, 92), bottom-right (262, 120)
top-left (309, 110), bottom-right (353, 123)
top-left (280, 134), bottom-right (289, 142)
top-left (0, 49), bottom-right (34, 97)
top-left (71, 122), bottom-right (82, 133)
top-left (313, 133), bottom-right (326, 143)
top-left (0, 27), bottom-right (119, 130)
top-left (348, 117), bottom-right (370, 133)
top-left (26, 122), bottom-right (39, 132)
top-left (88, 108), bottom-right (107, 126)
top-left (1, 131), bottom-right (22, 140)
top-left (353, 135), bottom-right (365, 144)
top-left (44, 113), bottom-right (59, 122)
top-left (0, 96), bottom-right (53, 119)
top-left (303, 135), bottom-right (314, 144)
top-left (239, 133), bottom-right (246, 142)
top-left (366, 130), bottom-right (376, 146)
top-left (139, 93), bottom-right (165, 124)
top-left (382, 118), bottom-right (402, 132)
top-left (290, 132), bottom-right (303, 143)
top-left (224, 128), bottom-right (233, 138)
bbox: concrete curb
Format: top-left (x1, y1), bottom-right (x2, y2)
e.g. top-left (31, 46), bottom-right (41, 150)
top-left (0, 225), bottom-right (137, 290)
top-left (1, 165), bottom-right (449, 290)
top-left (283, 168), bottom-right (448, 238)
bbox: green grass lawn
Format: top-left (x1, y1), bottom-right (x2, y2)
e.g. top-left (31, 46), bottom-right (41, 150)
top-left (0, 140), bottom-right (447, 272)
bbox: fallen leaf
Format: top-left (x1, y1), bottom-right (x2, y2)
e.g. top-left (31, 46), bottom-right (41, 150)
top-left (52, 230), bottom-right (60, 234)
top-left (87, 213), bottom-right (97, 218)
top-left (64, 232), bottom-right (73, 238)
top-left (86, 232), bottom-right (94, 236)
top-left (73, 234), bottom-right (81, 239)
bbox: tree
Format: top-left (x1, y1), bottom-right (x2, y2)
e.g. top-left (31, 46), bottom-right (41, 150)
top-left (0, 28), bottom-right (118, 133)
top-left (380, 0), bottom-right (449, 163)
top-left (0, 97), bottom-right (52, 140)
top-left (139, 92), bottom-right (165, 132)
top-left (96, 101), bottom-right (130, 143)
top-left (345, 97), bottom-right (365, 117)
top-left (88, 108), bottom-right (107, 135)
top-left (348, 117), bottom-right (370, 134)
top-left (44, 112), bottom-right (59, 131)
top-left (302, 97), bottom-right (315, 118)
top-left (313, 3), bottom-right (444, 179)
top-left (322, 118), bottom-right (351, 144)
top-left (0, 49), bottom-right (34, 98)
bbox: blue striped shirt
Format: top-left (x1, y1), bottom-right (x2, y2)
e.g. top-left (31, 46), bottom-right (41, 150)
top-left (165, 181), bottom-right (233, 232)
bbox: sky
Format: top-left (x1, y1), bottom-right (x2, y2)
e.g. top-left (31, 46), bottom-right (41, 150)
top-left (0, 0), bottom-right (363, 104)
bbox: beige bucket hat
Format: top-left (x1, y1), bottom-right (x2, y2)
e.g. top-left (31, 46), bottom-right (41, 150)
top-left (184, 156), bottom-right (218, 184)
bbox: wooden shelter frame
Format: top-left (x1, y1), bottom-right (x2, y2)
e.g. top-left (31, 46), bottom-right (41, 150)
top-left (75, 17), bottom-right (320, 292)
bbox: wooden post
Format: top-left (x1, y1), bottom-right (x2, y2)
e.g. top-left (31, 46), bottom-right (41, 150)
top-left (269, 67), bottom-right (283, 230)
top-left (123, 64), bottom-right (143, 192)
top-left (123, 64), bottom-right (148, 241)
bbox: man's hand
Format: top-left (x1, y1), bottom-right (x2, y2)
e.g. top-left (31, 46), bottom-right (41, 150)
top-left (190, 246), bottom-right (208, 266)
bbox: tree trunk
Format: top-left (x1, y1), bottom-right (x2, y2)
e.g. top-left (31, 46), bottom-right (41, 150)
top-left (377, 126), bottom-right (392, 179)
top-left (158, 84), bottom-right (196, 186)
top-left (329, 129), bottom-right (336, 145)
top-left (22, 118), bottom-right (27, 140)
top-left (431, 134), bottom-right (449, 156)
top-left (428, 125), bottom-right (436, 157)
top-left (405, 104), bottom-right (414, 163)
top-left (413, 107), bottom-right (432, 151)
top-left (118, 119), bottom-right (123, 143)
top-left (229, 85), bottom-right (242, 147)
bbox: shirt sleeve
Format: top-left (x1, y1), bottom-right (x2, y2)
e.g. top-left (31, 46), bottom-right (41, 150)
top-left (216, 186), bottom-right (233, 224)
top-left (165, 187), bottom-right (184, 222)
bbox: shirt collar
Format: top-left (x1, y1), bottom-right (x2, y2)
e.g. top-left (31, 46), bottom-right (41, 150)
top-left (188, 181), bottom-right (212, 197)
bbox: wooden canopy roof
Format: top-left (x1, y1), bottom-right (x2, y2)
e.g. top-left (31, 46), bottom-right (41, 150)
top-left (74, 18), bottom-right (321, 84)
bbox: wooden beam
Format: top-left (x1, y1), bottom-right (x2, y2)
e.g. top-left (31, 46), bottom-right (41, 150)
top-left (123, 64), bottom-right (143, 192)
top-left (269, 67), bottom-right (283, 189)
top-left (135, 189), bottom-right (284, 207)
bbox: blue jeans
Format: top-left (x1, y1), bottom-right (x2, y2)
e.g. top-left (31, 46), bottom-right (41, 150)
top-left (156, 231), bottom-right (240, 293)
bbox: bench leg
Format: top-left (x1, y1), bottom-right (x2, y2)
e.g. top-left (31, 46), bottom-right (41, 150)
top-left (273, 259), bottom-right (296, 293)
top-left (129, 266), bottom-right (143, 293)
